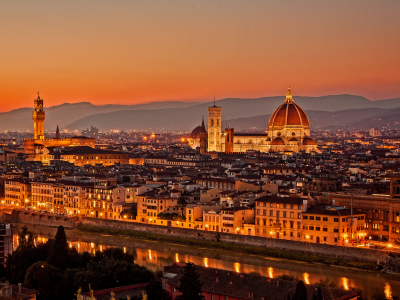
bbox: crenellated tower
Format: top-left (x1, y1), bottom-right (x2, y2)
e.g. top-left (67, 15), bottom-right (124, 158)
top-left (32, 92), bottom-right (45, 140)
top-left (208, 101), bottom-right (222, 152)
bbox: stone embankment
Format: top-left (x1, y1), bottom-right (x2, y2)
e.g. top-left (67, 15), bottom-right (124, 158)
top-left (1, 209), bottom-right (79, 229)
top-left (80, 217), bottom-right (388, 264)
top-left (0, 209), bottom-right (389, 264)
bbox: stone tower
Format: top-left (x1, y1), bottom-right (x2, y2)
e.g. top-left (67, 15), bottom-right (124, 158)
top-left (32, 92), bottom-right (45, 140)
top-left (55, 125), bottom-right (60, 139)
top-left (224, 128), bottom-right (234, 153)
top-left (208, 101), bottom-right (222, 152)
top-left (199, 117), bottom-right (208, 154)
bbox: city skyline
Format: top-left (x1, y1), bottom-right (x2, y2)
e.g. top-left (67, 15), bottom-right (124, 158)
top-left (1, 0), bottom-right (400, 112)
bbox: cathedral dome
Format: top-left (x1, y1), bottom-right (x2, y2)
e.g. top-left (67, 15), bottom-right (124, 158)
top-left (189, 126), bottom-right (202, 139)
top-left (268, 87), bottom-right (310, 127)
top-left (302, 137), bottom-right (316, 145)
top-left (271, 137), bottom-right (285, 145)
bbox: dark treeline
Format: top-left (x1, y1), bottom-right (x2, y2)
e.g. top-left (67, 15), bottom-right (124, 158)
top-left (2, 226), bottom-right (157, 300)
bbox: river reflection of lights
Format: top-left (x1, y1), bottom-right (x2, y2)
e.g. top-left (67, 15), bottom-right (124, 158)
top-left (69, 243), bottom-right (72, 248)
top-left (175, 253), bottom-right (179, 263)
top-left (385, 283), bottom-right (392, 300)
top-left (91, 243), bottom-right (95, 248)
top-left (123, 247), bottom-right (126, 254)
top-left (303, 273), bottom-right (310, 284)
top-left (234, 262), bottom-right (240, 273)
top-left (342, 278), bottom-right (349, 290)
top-left (204, 257), bottom-right (208, 268)
top-left (268, 267), bottom-right (273, 279)
top-left (148, 250), bottom-right (152, 261)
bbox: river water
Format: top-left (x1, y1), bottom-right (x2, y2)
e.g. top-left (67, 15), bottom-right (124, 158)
top-left (12, 224), bottom-right (400, 299)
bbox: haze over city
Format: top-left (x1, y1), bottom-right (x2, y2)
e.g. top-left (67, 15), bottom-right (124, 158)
top-left (1, 0), bottom-right (400, 112)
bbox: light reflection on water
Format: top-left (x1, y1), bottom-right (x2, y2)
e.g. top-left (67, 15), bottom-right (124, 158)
top-left (12, 231), bottom-right (400, 298)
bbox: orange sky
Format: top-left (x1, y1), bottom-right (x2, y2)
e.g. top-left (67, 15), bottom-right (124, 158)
top-left (1, 0), bottom-right (400, 112)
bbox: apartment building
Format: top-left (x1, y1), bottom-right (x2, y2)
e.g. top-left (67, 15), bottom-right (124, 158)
top-left (302, 206), bottom-right (366, 245)
top-left (137, 195), bottom-right (180, 224)
top-left (63, 182), bottom-right (92, 216)
top-left (4, 178), bottom-right (31, 206)
top-left (255, 196), bottom-right (305, 241)
top-left (31, 181), bottom-right (54, 211)
top-left (220, 207), bottom-right (254, 234)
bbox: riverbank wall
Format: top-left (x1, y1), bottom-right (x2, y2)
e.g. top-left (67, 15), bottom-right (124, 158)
top-left (1, 209), bottom-right (79, 229)
top-left (80, 217), bottom-right (387, 264)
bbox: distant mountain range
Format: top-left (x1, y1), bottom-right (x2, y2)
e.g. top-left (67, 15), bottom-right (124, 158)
top-left (1, 95), bottom-right (400, 132)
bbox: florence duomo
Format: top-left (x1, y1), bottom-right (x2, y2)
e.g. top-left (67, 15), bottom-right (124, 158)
top-left (189, 87), bottom-right (318, 154)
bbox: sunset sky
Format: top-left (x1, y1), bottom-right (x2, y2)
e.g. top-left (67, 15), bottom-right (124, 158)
top-left (1, 0), bottom-right (400, 112)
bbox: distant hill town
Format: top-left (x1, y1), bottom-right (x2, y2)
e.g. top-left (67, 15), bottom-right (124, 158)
top-left (1, 94), bottom-right (400, 132)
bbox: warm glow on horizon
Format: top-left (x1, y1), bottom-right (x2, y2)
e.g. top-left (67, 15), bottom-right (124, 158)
top-left (1, 0), bottom-right (400, 112)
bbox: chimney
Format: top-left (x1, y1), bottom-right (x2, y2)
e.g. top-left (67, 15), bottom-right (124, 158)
top-left (18, 283), bottom-right (22, 294)
top-left (302, 200), bottom-right (308, 212)
top-left (332, 199), bottom-right (335, 206)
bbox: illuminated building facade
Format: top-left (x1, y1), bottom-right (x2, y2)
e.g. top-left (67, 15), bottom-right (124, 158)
top-left (24, 93), bottom-right (95, 155)
top-left (205, 87), bottom-right (319, 153)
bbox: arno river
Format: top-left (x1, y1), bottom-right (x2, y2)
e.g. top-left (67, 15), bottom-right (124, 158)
top-left (13, 224), bottom-right (400, 299)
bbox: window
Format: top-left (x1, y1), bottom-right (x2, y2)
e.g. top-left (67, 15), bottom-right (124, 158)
top-left (303, 216), bottom-right (308, 220)
top-left (316, 217), bottom-right (320, 221)
top-left (323, 228), bottom-right (328, 232)
top-left (334, 238), bottom-right (338, 243)
top-left (372, 224), bottom-right (379, 230)
top-left (323, 237), bottom-right (327, 242)
top-left (334, 228), bottom-right (339, 233)
top-left (334, 218), bottom-right (339, 222)
top-left (309, 226), bottom-right (314, 230)
top-left (309, 216), bottom-right (314, 220)
top-left (323, 217), bottom-right (328, 221)
top-left (316, 227), bottom-right (320, 231)
top-left (283, 211), bottom-right (287, 218)
top-left (290, 212), bottom-right (294, 218)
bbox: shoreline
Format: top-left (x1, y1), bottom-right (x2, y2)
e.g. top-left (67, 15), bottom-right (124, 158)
top-left (75, 224), bottom-right (381, 273)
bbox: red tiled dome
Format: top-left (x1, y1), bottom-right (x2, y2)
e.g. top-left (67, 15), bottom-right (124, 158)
top-left (268, 102), bottom-right (310, 127)
top-left (189, 126), bottom-right (202, 139)
top-left (268, 87), bottom-right (310, 127)
top-left (302, 137), bottom-right (316, 145)
top-left (271, 137), bottom-right (285, 145)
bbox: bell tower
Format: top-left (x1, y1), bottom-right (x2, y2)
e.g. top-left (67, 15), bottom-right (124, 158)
top-left (33, 92), bottom-right (45, 140)
top-left (208, 100), bottom-right (222, 152)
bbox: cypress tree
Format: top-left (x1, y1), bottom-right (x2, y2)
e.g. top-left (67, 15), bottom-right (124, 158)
top-left (47, 226), bottom-right (69, 269)
top-left (293, 280), bottom-right (308, 300)
top-left (177, 263), bottom-right (204, 300)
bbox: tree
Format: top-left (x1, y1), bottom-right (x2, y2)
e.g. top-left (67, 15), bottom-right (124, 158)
top-left (47, 226), bottom-right (69, 269)
top-left (177, 263), bottom-right (204, 300)
top-left (177, 196), bottom-right (187, 216)
top-left (145, 280), bottom-right (171, 300)
top-left (293, 280), bottom-right (308, 300)
top-left (24, 261), bottom-right (64, 299)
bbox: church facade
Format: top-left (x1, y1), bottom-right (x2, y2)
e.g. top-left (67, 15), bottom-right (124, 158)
top-left (189, 87), bottom-right (318, 154)
top-left (24, 94), bottom-right (95, 154)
